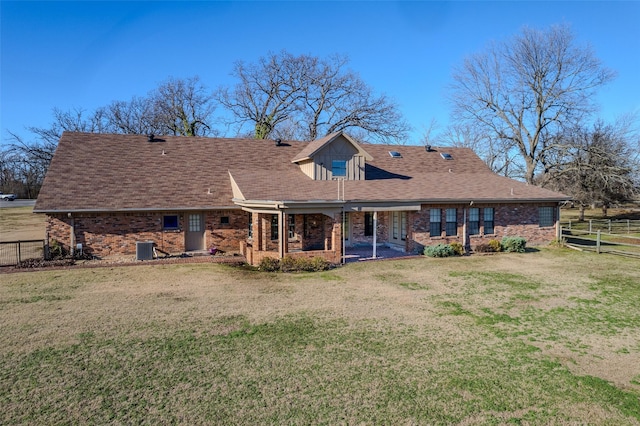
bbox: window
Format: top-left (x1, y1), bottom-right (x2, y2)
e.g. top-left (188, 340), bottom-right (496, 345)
top-left (271, 214), bottom-right (279, 240)
top-left (393, 212), bottom-right (399, 239)
top-left (484, 208), bottom-right (494, 234)
top-left (343, 212), bottom-right (350, 241)
top-left (469, 208), bottom-right (480, 235)
top-left (220, 216), bottom-right (230, 225)
top-left (389, 151), bottom-right (402, 158)
top-left (364, 212), bottom-right (374, 237)
top-left (430, 209), bottom-right (441, 237)
top-left (332, 160), bottom-right (347, 177)
top-left (248, 213), bottom-right (253, 239)
top-left (401, 212), bottom-right (407, 241)
top-left (445, 208), bottom-right (457, 236)
top-left (163, 215), bottom-right (179, 230)
top-left (440, 153), bottom-right (453, 160)
top-left (287, 214), bottom-right (296, 239)
top-left (188, 214), bottom-right (202, 232)
top-left (539, 207), bottom-right (555, 227)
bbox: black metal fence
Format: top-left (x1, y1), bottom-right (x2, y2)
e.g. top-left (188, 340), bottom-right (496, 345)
top-left (0, 240), bottom-right (45, 267)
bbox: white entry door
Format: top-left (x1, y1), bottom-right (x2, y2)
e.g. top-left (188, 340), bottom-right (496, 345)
top-left (185, 213), bottom-right (205, 251)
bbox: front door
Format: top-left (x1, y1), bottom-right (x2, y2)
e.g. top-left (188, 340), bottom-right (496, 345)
top-left (185, 213), bottom-right (205, 251)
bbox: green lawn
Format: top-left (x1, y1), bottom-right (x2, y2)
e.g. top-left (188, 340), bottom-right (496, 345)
top-left (1, 249), bottom-right (639, 424)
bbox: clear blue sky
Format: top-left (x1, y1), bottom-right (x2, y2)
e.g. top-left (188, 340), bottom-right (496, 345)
top-left (2, 1), bottom-right (639, 146)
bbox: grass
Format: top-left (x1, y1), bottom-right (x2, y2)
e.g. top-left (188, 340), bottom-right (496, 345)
top-left (0, 206), bottom-right (45, 242)
top-left (1, 249), bottom-right (640, 423)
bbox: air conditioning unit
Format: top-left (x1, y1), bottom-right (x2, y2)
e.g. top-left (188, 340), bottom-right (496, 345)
top-left (136, 241), bottom-right (154, 261)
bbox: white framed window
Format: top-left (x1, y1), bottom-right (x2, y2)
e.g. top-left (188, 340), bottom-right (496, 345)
top-left (445, 208), bottom-right (457, 236)
top-left (430, 209), bottom-right (441, 237)
top-left (469, 208), bottom-right (480, 235)
top-left (484, 208), bottom-right (494, 234)
top-left (332, 160), bottom-right (347, 177)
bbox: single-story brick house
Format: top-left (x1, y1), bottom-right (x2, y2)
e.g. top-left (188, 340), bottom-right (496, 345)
top-left (35, 131), bottom-right (568, 264)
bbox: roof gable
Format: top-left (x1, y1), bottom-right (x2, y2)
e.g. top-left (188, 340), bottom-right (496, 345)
top-left (292, 132), bottom-right (373, 163)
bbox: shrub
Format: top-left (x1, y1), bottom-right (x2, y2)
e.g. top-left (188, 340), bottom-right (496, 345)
top-left (501, 236), bottom-right (527, 253)
top-left (258, 257), bottom-right (280, 272)
top-left (488, 239), bottom-right (502, 252)
top-left (259, 256), bottom-right (333, 272)
top-left (280, 255), bottom-right (297, 272)
top-left (474, 243), bottom-right (493, 253)
top-left (308, 256), bottom-right (332, 272)
top-left (424, 243), bottom-right (456, 257)
top-left (450, 242), bottom-right (465, 255)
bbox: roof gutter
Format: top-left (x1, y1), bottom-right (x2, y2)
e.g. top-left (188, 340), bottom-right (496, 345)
top-left (33, 205), bottom-right (239, 214)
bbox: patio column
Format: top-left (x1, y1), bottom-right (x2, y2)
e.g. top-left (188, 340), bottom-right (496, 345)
top-left (372, 211), bottom-right (378, 259)
top-left (278, 210), bottom-right (286, 259)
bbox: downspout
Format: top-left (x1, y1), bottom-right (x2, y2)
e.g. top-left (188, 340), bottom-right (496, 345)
top-left (68, 213), bottom-right (75, 256)
top-left (556, 203), bottom-right (562, 240)
top-left (278, 209), bottom-right (285, 259)
top-left (462, 207), bottom-right (468, 252)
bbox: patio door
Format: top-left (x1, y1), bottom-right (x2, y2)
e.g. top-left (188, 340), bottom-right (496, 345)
top-left (390, 211), bottom-right (407, 246)
top-left (185, 213), bottom-right (205, 251)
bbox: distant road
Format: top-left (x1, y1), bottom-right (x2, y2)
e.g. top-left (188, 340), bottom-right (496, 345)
top-left (0, 199), bottom-right (36, 209)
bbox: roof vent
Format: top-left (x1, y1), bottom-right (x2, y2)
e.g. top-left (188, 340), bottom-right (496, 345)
top-left (275, 138), bottom-right (282, 146)
top-left (425, 145), bottom-right (433, 152)
top-left (389, 151), bottom-right (402, 158)
top-left (147, 134), bottom-right (155, 142)
top-left (440, 152), bottom-right (453, 160)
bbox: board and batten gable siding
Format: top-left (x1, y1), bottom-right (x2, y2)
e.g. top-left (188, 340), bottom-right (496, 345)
top-left (306, 136), bottom-right (365, 181)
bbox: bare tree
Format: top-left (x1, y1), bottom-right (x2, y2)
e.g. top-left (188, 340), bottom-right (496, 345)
top-left (217, 51), bottom-right (305, 139)
top-left (149, 76), bottom-right (216, 137)
top-left (448, 24), bottom-right (616, 183)
top-left (541, 119), bottom-right (639, 219)
top-left (438, 122), bottom-right (521, 177)
top-left (104, 96), bottom-right (158, 135)
top-left (217, 51), bottom-right (410, 143)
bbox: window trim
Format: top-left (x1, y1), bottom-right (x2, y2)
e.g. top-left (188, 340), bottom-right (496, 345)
top-left (469, 208), bottom-right (480, 236)
top-left (539, 206), bottom-right (555, 227)
top-left (445, 208), bottom-right (457, 236)
top-left (331, 160), bottom-right (347, 177)
top-left (483, 208), bottom-right (494, 235)
top-left (429, 208), bottom-right (441, 237)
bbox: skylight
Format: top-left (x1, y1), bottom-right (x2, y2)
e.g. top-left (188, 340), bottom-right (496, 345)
top-left (440, 153), bottom-right (453, 160)
top-left (389, 151), bottom-right (402, 158)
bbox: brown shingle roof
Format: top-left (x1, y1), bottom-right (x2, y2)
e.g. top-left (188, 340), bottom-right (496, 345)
top-left (35, 132), bottom-right (567, 213)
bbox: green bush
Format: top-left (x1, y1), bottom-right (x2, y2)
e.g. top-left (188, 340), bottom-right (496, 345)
top-left (424, 243), bottom-right (456, 258)
top-left (501, 236), bottom-right (527, 253)
top-left (450, 242), bottom-right (465, 255)
top-left (488, 239), bottom-right (502, 252)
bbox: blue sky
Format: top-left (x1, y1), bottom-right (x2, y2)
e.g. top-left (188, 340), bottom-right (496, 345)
top-left (2, 1), bottom-right (639, 146)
